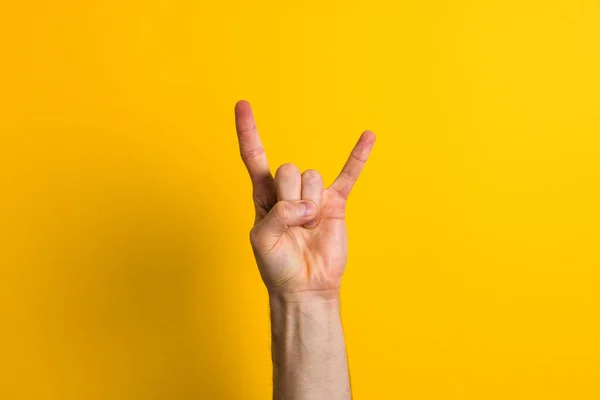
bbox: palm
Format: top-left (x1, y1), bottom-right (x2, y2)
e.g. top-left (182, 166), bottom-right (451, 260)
top-left (235, 101), bottom-right (375, 294)
top-left (264, 191), bottom-right (348, 291)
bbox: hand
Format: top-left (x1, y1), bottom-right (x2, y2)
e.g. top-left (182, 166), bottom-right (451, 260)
top-left (234, 100), bottom-right (375, 295)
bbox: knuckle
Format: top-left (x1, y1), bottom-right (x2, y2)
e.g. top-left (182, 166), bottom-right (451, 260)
top-left (341, 165), bottom-right (358, 182)
top-left (236, 124), bottom-right (257, 137)
top-left (350, 150), bottom-right (368, 163)
top-left (240, 146), bottom-right (265, 161)
top-left (274, 201), bottom-right (290, 220)
top-left (249, 226), bottom-right (260, 243)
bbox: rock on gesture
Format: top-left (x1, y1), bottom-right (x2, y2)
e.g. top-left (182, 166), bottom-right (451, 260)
top-left (234, 100), bottom-right (375, 295)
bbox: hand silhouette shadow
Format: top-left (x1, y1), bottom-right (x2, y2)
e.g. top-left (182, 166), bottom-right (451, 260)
top-left (43, 174), bottom-right (242, 399)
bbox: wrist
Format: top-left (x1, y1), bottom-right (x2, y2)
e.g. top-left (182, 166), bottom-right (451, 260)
top-left (268, 289), bottom-right (349, 400)
top-left (268, 289), bottom-right (341, 306)
top-left (269, 289), bottom-right (342, 332)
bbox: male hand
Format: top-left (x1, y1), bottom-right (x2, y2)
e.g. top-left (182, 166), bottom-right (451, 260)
top-left (235, 100), bottom-right (375, 295)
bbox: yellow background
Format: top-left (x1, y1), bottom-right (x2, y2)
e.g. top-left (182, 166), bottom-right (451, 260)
top-left (1, 1), bottom-right (599, 399)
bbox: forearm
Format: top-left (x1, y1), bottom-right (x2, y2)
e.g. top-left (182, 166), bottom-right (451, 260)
top-left (269, 290), bottom-right (351, 400)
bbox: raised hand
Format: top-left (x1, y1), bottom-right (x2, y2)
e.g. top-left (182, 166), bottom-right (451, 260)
top-left (235, 100), bottom-right (375, 295)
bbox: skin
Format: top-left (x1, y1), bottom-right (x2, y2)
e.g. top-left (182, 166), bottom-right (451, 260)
top-left (234, 100), bottom-right (375, 400)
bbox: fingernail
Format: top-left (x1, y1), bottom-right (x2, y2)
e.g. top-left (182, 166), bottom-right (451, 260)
top-left (302, 201), bottom-right (316, 217)
top-left (304, 218), bottom-right (319, 228)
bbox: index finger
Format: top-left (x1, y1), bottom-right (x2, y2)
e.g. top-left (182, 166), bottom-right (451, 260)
top-left (234, 100), bottom-right (272, 185)
top-left (328, 130), bottom-right (376, 199)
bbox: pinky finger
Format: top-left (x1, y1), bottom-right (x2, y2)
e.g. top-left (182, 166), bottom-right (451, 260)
top-left (328, 130), bottom-right (376, 199)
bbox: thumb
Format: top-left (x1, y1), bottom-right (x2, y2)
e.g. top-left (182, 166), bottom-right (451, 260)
top-left (250, 200), bottom-right (318, 248)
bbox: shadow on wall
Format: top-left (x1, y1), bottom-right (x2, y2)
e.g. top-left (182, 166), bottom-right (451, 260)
top-left (29, 172), bottom-right (241, 399)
